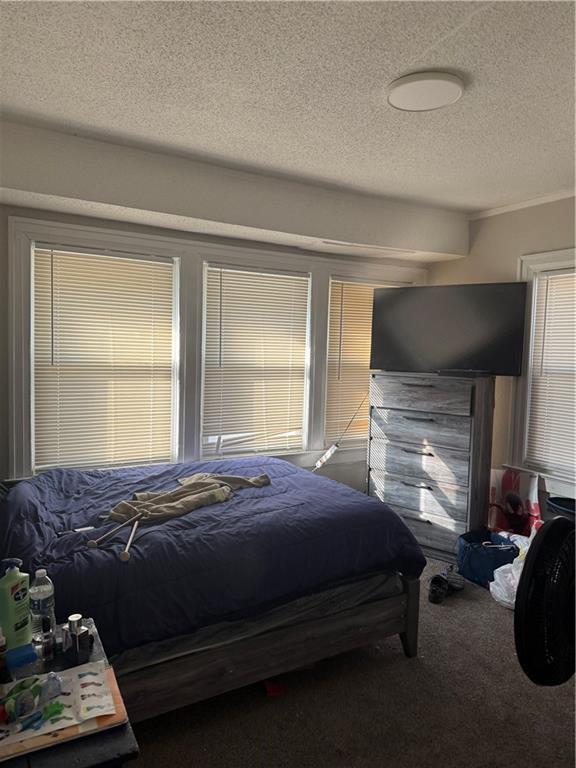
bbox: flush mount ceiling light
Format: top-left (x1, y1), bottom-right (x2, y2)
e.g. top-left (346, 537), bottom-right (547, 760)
top-left (386, 71), bottom-right (464, 112)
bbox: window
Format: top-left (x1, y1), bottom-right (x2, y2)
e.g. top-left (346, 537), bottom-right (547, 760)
top-left (202, 266), bottom-right (310, 456)
top-left (524, 267), bottom-right (575, 480)
top-left (325, 280), bottom-right (382, 447)
top-left (33, 249), bottom-right (176, 470)
top-left (10, 218), bottom-right (426, 478)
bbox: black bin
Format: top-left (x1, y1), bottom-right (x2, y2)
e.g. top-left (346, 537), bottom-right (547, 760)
top-left (546, 497), bottom-right (575, 519)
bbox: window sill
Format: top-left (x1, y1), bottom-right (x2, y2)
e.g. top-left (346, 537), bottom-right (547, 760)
top-left (7, 448), bottom-right (368, 482)
top-left (542, 476), bottom-right (575, 498)
top-left (278, 446), bottom-right (368, 469)
top-left (503, 463), bottom-right (575, 498)
top-left (200, 446), bottom-right (368, 470)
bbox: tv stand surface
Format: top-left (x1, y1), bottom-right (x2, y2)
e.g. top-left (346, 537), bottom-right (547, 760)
top-left (437, 369), bottom-right (493, 378)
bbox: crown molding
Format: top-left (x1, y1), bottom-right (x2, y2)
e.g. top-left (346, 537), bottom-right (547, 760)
top-left (469, 190), bottom-right (575, 220)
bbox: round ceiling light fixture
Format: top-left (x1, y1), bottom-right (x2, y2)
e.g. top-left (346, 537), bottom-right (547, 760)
top-left (386, 71), bottom-right (464, 112)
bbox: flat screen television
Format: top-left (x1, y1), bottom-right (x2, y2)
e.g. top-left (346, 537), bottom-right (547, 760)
top-left (370, 282), bottom-right (527, 376)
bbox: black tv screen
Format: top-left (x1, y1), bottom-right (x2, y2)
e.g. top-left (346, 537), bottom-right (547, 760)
top-left (370, 282), bottom-right (527, 376)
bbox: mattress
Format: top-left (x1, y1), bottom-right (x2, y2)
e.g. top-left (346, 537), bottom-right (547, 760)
top-left (0, 456), bottom-right (425, 655)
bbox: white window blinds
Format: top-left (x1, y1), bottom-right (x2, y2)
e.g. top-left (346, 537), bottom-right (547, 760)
top-left (202, 266), bottom-right (310, 456)
top-left (33, 249), bottom-right (175, 471)
top-left (325, 280), bottom-right (380, 447)
top-left (525, 268), bottom-right (576, 479)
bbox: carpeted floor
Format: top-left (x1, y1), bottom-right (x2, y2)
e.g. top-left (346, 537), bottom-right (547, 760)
top-left (132, 560), bottom-right (574, 768)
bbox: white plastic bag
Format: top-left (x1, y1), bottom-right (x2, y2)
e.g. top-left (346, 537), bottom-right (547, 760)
top-left (489, 527), bottom-right (537, 610)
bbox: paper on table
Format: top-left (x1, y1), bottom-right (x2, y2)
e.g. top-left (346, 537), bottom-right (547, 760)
top-left (0, 660), bottom-right (115, 748)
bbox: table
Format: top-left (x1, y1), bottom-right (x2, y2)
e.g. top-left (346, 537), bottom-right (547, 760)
top-left (2, 620), bottom-right (139, 768)
top-left (5, 723), bottom-right (139, 768)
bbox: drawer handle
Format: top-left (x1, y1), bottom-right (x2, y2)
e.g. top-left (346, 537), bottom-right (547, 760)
top-left (401, 382), bottom-right (434, 388)
top-left (401, 447), bottom-right (434, 457)
top-left (403, 416), bottom-right (436, 423)
top-left (402, 481), bottom-right (434, 491)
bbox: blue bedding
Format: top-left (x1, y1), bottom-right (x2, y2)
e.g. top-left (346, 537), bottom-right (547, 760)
top-left (0, 457), bottom-right (425, 654)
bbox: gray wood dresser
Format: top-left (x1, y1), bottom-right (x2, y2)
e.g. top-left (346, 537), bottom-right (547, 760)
top-left (368, 372), bottom-right (495, 562)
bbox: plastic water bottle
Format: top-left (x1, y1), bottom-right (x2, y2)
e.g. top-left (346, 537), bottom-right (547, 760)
top-left (29, 569), bottom-right (56, 648)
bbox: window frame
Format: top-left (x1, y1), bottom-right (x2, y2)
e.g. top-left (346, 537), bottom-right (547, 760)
top-left (324, 276), bottom-right (400, 448)
top-left (200, 261), bottom-right (312, 457)
top-left (9, 219), bottom-right (192, 478)
top-left (31, 245), bottom-right (180, 472)
top-left (509, 248), bottom-right (576, 495)
top-left (9, 216), bottom-right (426, 478)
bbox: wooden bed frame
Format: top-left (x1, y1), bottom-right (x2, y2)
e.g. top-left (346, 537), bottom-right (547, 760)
top-left (3, 480), bottom-right (421, 723)
top-left (116, 576), bottom-right (420, 722)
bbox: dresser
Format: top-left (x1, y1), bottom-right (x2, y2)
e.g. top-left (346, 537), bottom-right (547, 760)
top-left (368, 372), bottom-right (495, 562)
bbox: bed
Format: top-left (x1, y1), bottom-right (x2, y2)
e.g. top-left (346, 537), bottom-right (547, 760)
top-left (1, 456), bottom-right (425, 721)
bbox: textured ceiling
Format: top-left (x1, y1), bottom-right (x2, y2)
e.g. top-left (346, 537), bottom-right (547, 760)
top-left (0, 1), bottom-right (574, 212)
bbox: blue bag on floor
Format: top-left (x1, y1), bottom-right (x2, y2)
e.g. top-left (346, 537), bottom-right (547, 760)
top-left (457, 528), bottom-right (519, 587)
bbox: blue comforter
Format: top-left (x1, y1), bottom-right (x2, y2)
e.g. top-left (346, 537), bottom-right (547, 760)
top-left (0, 457), bottom-right (425, 654)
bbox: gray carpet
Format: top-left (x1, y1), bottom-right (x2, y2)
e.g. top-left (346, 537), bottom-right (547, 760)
top-left (132, 560), bottom-right (574, 768)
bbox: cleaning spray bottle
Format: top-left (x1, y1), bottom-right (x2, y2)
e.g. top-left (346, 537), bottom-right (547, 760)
top-left (0, 559), bottom-right (32, 650)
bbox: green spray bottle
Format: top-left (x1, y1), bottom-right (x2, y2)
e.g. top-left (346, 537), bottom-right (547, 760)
top-left (0, 559), bottom-right (32, 650)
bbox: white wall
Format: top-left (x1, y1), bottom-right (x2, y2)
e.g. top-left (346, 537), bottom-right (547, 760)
top-left (0, 122), bottom-right (468, 259)
top-left (429, 197), bottom-right (575, 468)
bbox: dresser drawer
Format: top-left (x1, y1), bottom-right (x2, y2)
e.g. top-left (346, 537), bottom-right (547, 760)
top-left (369, 438), bottom-right (470, 488)
top-left (369, 471), bottom-right (468, 524)
top-left (370, 375), bottom-right (473, 416)
top-left (396, 512), bottom-right (464, 556)
top-left (370, 407), bottom-right (471, 451)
